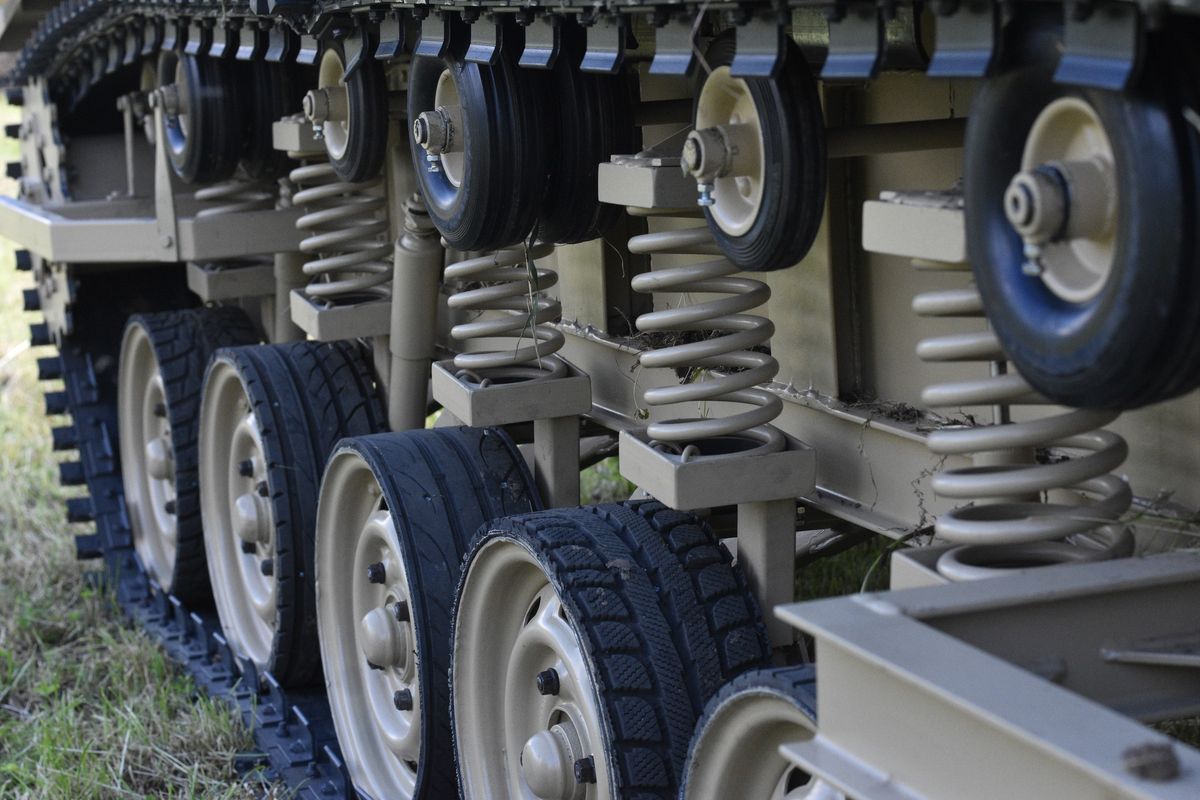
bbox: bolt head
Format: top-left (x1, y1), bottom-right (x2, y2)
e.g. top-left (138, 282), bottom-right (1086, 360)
top-left (391, 600), bottom-right (409, 622)
top-left (393, 688), bottom-right (413, 711)
top-left (241, 541), bottom-right (256, 555)
top-left (260, 558), bottom-right (274, 577)
top-left (238, 458), bottom-right (254, 477)
top-left (366, 562), bottom-right (387, 584)
top-left (574, 756), bottom-right (596, 784)
top-left (153, 402), bottom-right (167, 418)
top-left (535, 668), bottom-right (560, 696)
top-left (256, 481), bottom-right (269, 498)
top-left (164, 499), bottom-right (176, 515)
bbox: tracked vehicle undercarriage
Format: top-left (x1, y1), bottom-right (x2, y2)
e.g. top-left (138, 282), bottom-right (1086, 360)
top-left (3, 0), bottom-right (1200, 796)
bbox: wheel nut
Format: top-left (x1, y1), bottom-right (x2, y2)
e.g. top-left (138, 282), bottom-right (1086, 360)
top-left (238, 458), bottom-right (254, 477)
top-left (366, 562), bottom-right (386, 584)
top-left (260, 558), bottom-right (274, 577)
top-left (574, 756), bottom-right (596, 784)
top-left (393, 688), bottom-right (413, 711)
top-left (536, 668), bottom-right (560, 696)
top-left (256, 480), bottom-right (269, 497)
top-left (154, 402), bottom-right (167, 417)
top-left (164, 499), bottom-right (176, 514)
top-left (391, 600), bottom-right (409, 622)
top-left (241, 541), bottom-right (256, 554)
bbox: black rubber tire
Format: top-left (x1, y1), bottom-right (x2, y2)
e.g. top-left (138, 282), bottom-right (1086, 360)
top-left (204, 340), bottom-right (386, 687)
top-left (453, 502), bottom-right (769, 798)
top-left (682, 665), bottom-right (819, 798)
top-left (964, 29), bottom-right (1200, 409)
top-left (320, 426), bottom-right (541, 799)
top-left (240, 60), bottom-right (301, 180)
top-left (408, 48), bottom-right (547, 250)
top-left (324, 42), bottom-right (388, 183)
top-left (697, 33), bottom-right (826, 271)
top-left (538, 25), bottom-right (635, 244)
top-left (158, 51), bottom-right (241, 184)
top-left (120, 306), bottom-right (258, 604)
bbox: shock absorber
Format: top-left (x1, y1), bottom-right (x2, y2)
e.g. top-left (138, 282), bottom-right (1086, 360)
top-left (626, 225), bottom-right (784, 458)
top-left (914, 273), bottom-right (1135, 580)
top-left (289, 160), bottom-right (392, 303)
top-left (443, 241), bottom-right (563, 385)
top-left (194, 178), bottom-right (274, 219)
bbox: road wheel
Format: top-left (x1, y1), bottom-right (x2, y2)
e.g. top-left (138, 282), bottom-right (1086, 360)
top-left (199, 340), bottom-right (385, 686)
top-left (316, 426), bottom-right (540, 799)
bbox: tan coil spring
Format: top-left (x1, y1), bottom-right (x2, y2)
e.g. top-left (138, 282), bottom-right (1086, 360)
top-left (445, 241), bottom-right (565, 383)
top-left (627, 226), bottom-right (782, 449)
top-left (915, 277), bottom-right (1135, 580)
top-left (289, 161), bottom-right (391, 301)
top-left (194, 179), bottom-right (274, 218)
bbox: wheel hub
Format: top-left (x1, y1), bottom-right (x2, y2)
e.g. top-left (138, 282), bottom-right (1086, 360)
top-left (1005, 97), bottom-right (1118, 304)
top-left (522, 723), bottom-right (585, 800)
top-left (144, 434), bottom-right (172, 482)
top-left (359, 605), bottom-right (410, 670)
top-left (414, 71), bottom-right (466, 187)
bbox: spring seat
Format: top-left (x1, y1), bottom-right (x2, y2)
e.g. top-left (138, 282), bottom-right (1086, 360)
top-left (915, 281), bottom-right (1135, 580)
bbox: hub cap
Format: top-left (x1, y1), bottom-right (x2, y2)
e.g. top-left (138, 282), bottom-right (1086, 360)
top-left (317, 451), bottom-right (420, 799)
top-left (200, 360), bottom-right (277, 669)
top-left (454, 538), bottom-right (611, 800)
top-left (118, 324), bottom-right (178, 589)
top-left (315, 48), bottom-right (352, 160)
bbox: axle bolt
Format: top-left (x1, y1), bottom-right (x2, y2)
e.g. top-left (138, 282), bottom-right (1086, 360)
top-left (393, 688), bottom-right (413, 711)
top-left (536, 668), bottom-right (560, 696)
top-left (238, 458), bottom-right (254, 477)
top-left (574, 756), bottom-right (596, 784)
top-left (260, 558), bottom-right (274, 577)
top-left (366, 562), bottom-right (387, 584)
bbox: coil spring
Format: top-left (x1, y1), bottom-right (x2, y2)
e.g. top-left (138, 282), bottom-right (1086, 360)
top-left (290, 161), bottom-right (391, 301)
top-left (627, 226), bottom-right (783, 456)
top-left (194, 178), bottom-right (274, 218)
top-left (915, 276), bottom-right (1135, 580)
top-left (445, 241), bottom-right (566, 384)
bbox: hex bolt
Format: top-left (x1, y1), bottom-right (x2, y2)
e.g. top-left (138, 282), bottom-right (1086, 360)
top-left (391, 600), bottom-right (410, 622)
top-left (393, 688), bottom-right (413, 711)
top-left (260, 558), bottom-right (274, 577)
top-left (164, 499), bottom-right (176, 515)
top-left (154, 402), bottom-right (167, 417)
top-left (366, 561), bottom-right (387, 584)
top-left (535, 668), bottom-right (560, 696)
top-left (241, 541), bottom-right (257, 554)
top-left (1122, 742), bottom-right (1180, 782)
top-left (256, 480), bottom-right (269, 497)
top-left (238, 458), bottom-right (254, 477)
top-left (574, 756), bottom-right (596, 784)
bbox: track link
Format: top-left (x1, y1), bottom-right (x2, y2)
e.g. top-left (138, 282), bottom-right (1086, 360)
top-left (40, 327), bottom-right (353, 799)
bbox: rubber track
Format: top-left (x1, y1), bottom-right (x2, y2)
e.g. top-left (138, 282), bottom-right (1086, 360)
top-left (214, 340), bottom-right (386, 687)
top-left (332, 428), bottom-right (541, 799)
top-left (126, 307), bottom-right (258, 604)
top-left (41, 328), bottom-right (354, 798)
top-left (463, 504), bottom-right (767, 798)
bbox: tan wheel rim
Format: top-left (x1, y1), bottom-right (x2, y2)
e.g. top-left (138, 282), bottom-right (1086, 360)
top-left (434, 69), bottom-right (464, 189)
top-left (1011, 97), bottom-right (1118, 304)
top-left (118, 323), bottom-right (178, 590)
top-left (200, 359), bottom-right (277, 669)
top-left (695, 65), bottom-right (766, 238)
top-left (316, 450), bottom-right (421, 799)
top-left (684, 689), bottom-right (840, 800)
top-left (318, 48), bottom-right (351, 161)
top-left (454, 537), bottom-right (611, 800)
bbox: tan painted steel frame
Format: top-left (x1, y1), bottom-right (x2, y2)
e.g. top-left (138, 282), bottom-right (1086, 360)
top-left (776, 553), bottom-right (1200, 799)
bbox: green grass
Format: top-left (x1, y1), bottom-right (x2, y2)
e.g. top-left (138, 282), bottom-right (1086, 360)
top-left (0, 99), bottom-right (275, 798)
